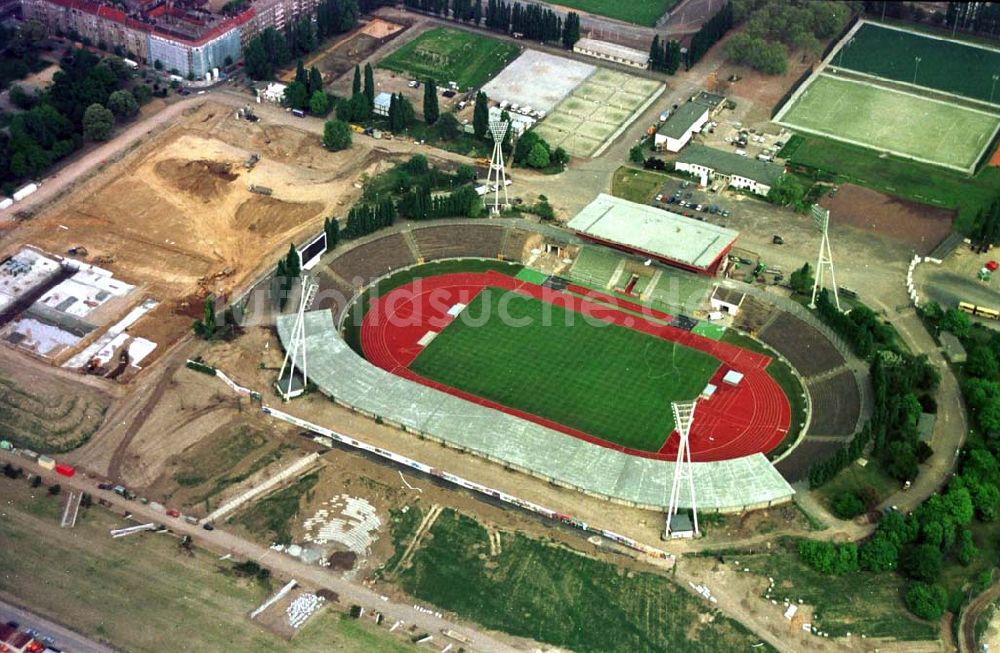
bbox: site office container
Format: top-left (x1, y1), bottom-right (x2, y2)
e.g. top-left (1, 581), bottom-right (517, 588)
top-left (37, 455), bottom-right (55, 470)
top-left (55, 463), bottom-right (76, 477)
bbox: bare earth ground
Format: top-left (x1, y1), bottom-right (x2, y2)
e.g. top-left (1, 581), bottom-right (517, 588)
top-left (2, 102), bottom-right (388, 369)
top-left (819, 184), bottom-right (955, 255)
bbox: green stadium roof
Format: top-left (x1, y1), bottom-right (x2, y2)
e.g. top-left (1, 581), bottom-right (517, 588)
top-left (678, 144), bottom-right (786, 186)
top-left (566, 194), bottom-right (739, 271)
top-left (657, 102), bottom-right (709, 140)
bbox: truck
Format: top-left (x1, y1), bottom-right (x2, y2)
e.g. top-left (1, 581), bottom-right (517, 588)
top-left (113, 485), bottom-right (135, 500)
top-left (0, 440), bottom-right (13, 451)
top-left (243, 153), bottom-right (260, 170)
top-left (248, 184), bottom-right (273, 196)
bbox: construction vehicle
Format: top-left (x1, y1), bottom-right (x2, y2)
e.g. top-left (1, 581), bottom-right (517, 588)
top-left (248, 184), bottom-right (272, 196)
top-left (350, 123), bottom-right (364, 134)
top-left (244, 153), bottom-right (260, 170)
top-left (474, 157), bottom-right (490, 166)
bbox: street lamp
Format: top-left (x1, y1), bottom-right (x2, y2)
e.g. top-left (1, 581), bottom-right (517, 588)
top-left (913, 56), bottom-right (922, 85)
top-left (991, 74), bottom-right (999, 104)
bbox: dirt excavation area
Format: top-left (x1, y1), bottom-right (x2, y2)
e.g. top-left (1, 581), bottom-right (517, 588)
top-left (5, 101), bottom-right (389, 367)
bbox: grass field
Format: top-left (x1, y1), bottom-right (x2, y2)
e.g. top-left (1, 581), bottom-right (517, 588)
top-left (0, 370), bottom-right (107, 453)
top-left (778, 74), bottom-right (1000, 171)
top-left (611, 166), bottom-right (671, 204)
top-left (233, 472), bottom-right (319, 544)
top-left (388, 506), bottom-right (776, 653)
top-left (740, 539), bottom-right (940, 641)
top-left (836, 22), bottom-right (1000, 104)
top-left (779, 133), bottom-right (1000, 231)
top-left (344, 259), bottom-right (522, 354)
top-left (408, 289), bottom-right (720, 451)
top-left (539, 0), bottom-right (676, 26)
top-left (0, 476), bottom-right (411, 653)
top-left (378, 27), bottom-right (519, 90)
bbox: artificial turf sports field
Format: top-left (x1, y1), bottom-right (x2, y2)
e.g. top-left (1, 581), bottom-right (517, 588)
top-left (408, 289), bottom-right (720, 451)
top-left (377, 27), bottom-right (519, 89)
top-left (835, 22), bottom-right (1000, 104)
top-left (777, 73), bottom-right (1000, 172)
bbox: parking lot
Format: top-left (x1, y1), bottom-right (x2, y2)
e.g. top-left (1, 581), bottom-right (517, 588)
top-left (649, 177), bottom-right (736, 227)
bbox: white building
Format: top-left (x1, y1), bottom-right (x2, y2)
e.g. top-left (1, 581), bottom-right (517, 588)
top-left (373, 92), bottom-right (393, 117)
top-left (573, 37), bottom-right (650, 69)
top-left (710, 286), bottom-right (745, 315)
top-left (261, 82), bottom-right (287, 103)
top-left (488, 106), bottom-right (536, 137)
top-left (654, 102), bottom-right (709, 152)
top-left (675, 144), bottom-right (785, 196)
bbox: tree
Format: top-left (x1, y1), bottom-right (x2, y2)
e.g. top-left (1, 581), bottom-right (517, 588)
top-left (456, 164), bottom-right (476, 185)
top-left (423, 78), bottom-right (439, 125)
top-left (902, 543), bottom-right (942, 582)
top-left (904, 582), bottom-right (947, 621)
top-left (552, 146), bottom-right (569, 168)
top-left (789, 262), bottom-right (814, 295)
top-left (562, 12), bottom-right (580, 49)
top-left (82, 103), bottom-right (114, 141)
top-left (956, 528), bottom-right (979, 566)
top-left (966, 347), bottom-right (999, 379)
top-left (859, 534), bottom-right (899, 572)
top-left (363, 62), bottom-right (375, 108)
top-left (154, 59), bottom-right (163, 70)
top-left (438, 112), bottom-right (461, 140)
top-left (766, 174), bottom-right (805, 206)
top-left (473, 90), bottom-right (489, 139)
top-left (309, 66), bottom-right (323, 96)
top-left (106, 89), bottom-right (138, 119)
top-left (295, 59), bottom-right (307, 86)
top-left (832, 491), bottom-right (866, 519)
top-left (629, 144), bottom-right (645, 164)
top-left (310, 90), bottom-right (330, 116)
top-left (284, 81), bottom-right (309, 110)
top-left (939, 308), bottom-right (971, 338)
top-left (649, 34), bottom-right (663, 71)
top-left (527, 141), bottom-right (550, 169)
top-left (352, 63), bottom-right (361, 97)
top-left (9, 85), bottom-right (34, 110)
top-left (193, 297), bottom-right (217, 339)
top-left (48, 483), bottom-right (61, 495)
top-left (323, 120), bottom-right (352, 151)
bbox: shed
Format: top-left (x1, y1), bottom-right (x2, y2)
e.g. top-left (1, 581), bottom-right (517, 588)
top-left (667, 511), bottom-right (695, 539)
top-left (722, 370), bottom-right (744, 386)
top-left (940, 331), bottom-right (966, 363)
top-left (710, 286), bottom-right (745, 315)
top-left (373, 92), bottom-right (393, 117)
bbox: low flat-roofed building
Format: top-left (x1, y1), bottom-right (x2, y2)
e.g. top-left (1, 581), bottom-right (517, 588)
top-left (693, 90), bottom-right (726, 116)
top-left (573, 37), bottom-right (650, 69)
top-left (711, 286), bottom-right (745, 315)
top-left (566, 193), bottom-right (739, 276)
top-left (676, 144), bottom-right (785, 196)
top-left (373, 92), bottom-right (393, 117)
top-left (654, 101), bottom-right (709, 152)
top-left (940, 330), bottom-right (967, 363)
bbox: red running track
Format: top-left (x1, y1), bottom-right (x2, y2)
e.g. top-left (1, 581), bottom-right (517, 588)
top-left (360, 271), bottom-right (791, 462)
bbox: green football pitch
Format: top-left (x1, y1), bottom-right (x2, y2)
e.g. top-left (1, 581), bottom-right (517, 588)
top-left (835, 22), bottom-right (1000, 105)
top-left (408, 289), bottom-right (720, 452)
top-left (378, 27), bottom-right (519, 90)
top-left (778, 74), bottom-right (1000, 171)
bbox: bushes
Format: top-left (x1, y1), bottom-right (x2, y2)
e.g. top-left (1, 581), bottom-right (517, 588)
top-left (797, 540), bottom-right (858, 574)
top-left (904, 582), bottom-right (947, 621)
top-left (831, 491), bottom-right (866, 519)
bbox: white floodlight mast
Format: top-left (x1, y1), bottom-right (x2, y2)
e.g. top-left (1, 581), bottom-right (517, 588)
top-left (809, 204), bottom-right (841, 311)
top-left (487, 119), bottom-right (510, 214)
top-left (665, 400), bottom-right (699, 538)
top-left (278, 275), bottom-right (318, 399)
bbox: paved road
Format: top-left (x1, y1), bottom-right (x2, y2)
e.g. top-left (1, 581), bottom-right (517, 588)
top-left (0, 598), bottom-right (117, 653)
top-left (0, 450), bottom-right (528, 653)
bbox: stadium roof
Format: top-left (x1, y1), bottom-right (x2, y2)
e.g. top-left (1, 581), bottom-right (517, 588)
top-left (657, 102), bottom-right (709, 139)
top-left (678, 144), bottom-right (786, 187)
top-left (574, 38), bottom-right (649, 66)
top-left (277, 311), bottom-right (794, 512)
top-left (566, 194), bottom-right (739, 272)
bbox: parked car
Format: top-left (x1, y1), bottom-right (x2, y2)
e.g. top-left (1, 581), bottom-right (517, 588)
top-left (203, 522), bottom-right (215, 531)
top-left (98, 482), bottom-right (112, 490)
top-left (166, 509), bottom-right (180, 518)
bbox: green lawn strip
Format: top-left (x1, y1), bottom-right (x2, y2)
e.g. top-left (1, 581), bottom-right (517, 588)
top-left (721, 330), bottom-right (807, 453)
top-left (564, 288), bottom-right (673, 327)
top-left (514, 267), bottom-right (549, 284)
top-left (173, 426), bottom-right (268, 487)
top-left (392, 508), bottom-right (775, 653)
top-left (782, 133), bottom-right (1000, 231)
top-left (232, 472), bottom-right (319, 544)
top-left (0, 479), bottom-right (412, 653)
top-left (611, 166), bottom-right (672, 204)
top-left (836, 22), bottom-right (1000, 104)
top-left (739, 539), bottom-right (940, 641)
top-left (537, 0), bottom-right (676, 26)
top-left (377, 27), bottom-right (519, 89)
top-left (342, 259), bottom-right (523, 354)
top-left (409, 289), bottom-right (719, 451)
top-left (692, 322), bottom-right (726, 340)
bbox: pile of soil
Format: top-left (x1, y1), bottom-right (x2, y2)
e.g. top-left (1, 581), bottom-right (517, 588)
top-left (155, 159), bottom-right (238, 202)
top-left (326, 551), bottom-right (357, 570)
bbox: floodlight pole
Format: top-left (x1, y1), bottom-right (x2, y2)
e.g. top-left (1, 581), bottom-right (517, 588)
top-left (277, 274), bottom-right (318, 399)
top-left (665, 400), bottom-right (699, 539)
top-left (486, 119), bottom-right (510, 215)
top-left (809, 204), bottom-right (841, 311)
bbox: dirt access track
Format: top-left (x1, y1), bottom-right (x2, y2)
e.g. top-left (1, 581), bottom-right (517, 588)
top-left (4, 101), bottom-right (390, 367)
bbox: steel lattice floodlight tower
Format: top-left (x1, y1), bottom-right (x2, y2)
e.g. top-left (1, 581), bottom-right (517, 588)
top-left (809, 204), bottom-right (841, 311)
top-left (665, 400), bottom-right (699, 538)
top-left (277, 275), bottom-right (319, 400)
top-left (486, 119), bottom-right (510, 215)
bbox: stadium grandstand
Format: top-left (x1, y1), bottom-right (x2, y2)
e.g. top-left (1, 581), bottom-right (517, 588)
top-left (567, 194), bottom-right (739, 276)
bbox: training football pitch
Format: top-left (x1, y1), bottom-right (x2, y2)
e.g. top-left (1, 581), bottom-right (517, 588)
top-left (835, 22), bottom-right (1000, 105)
top-left (538, 0), bottom-right (677, 27)
top-left (777, 73), bottom-right (1000, 172)
top-left (408, 289), bottom-right (720, 452)
top-left (378, 27), bottom-right (519, 89)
